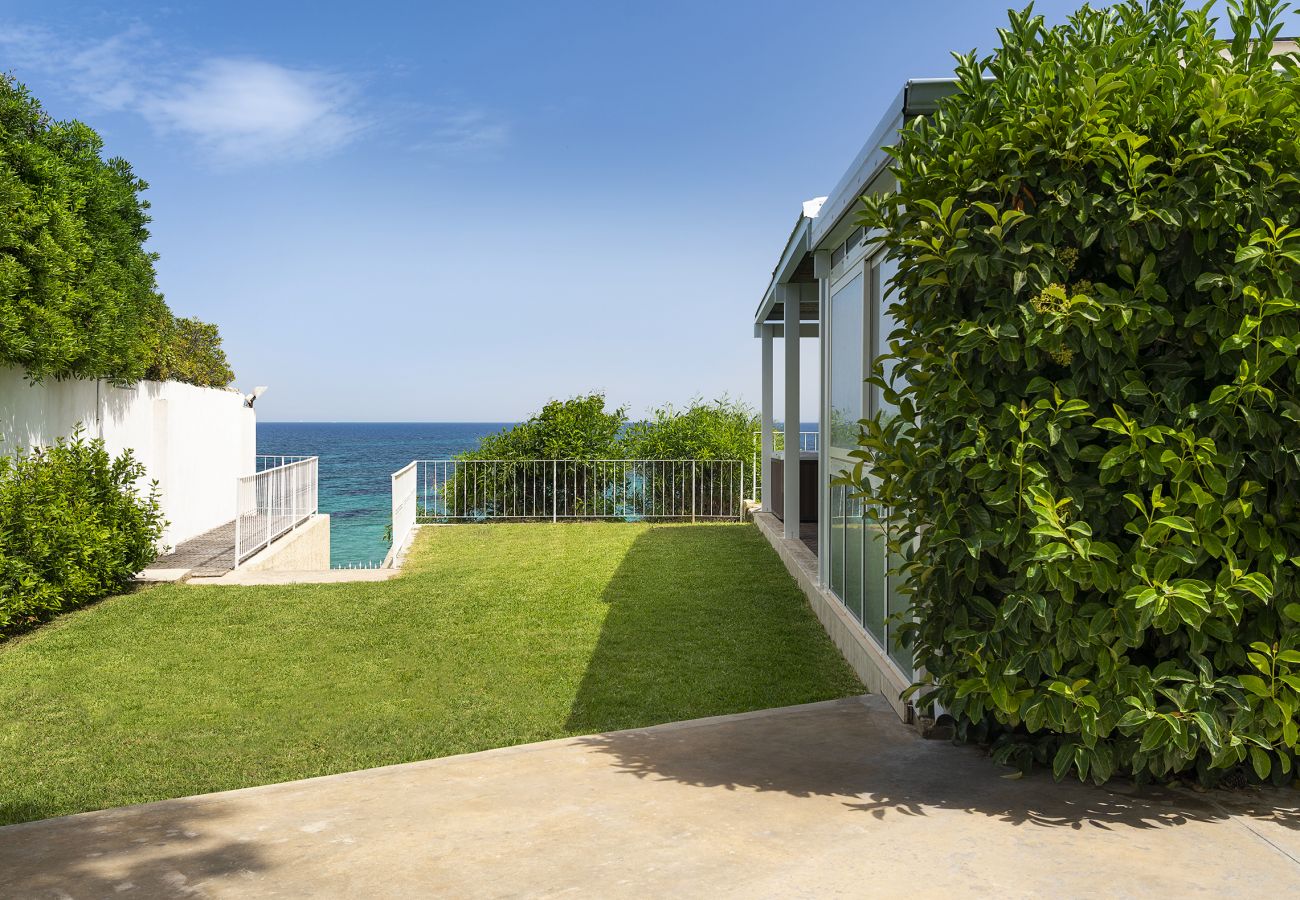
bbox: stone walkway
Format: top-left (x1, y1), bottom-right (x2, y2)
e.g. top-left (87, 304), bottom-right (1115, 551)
top-left (140, 521), bottom-right (237, 580)
top-left (1, 696), bottom-right (1297, 898)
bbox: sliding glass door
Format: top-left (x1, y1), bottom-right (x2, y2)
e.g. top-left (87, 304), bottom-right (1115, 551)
top-left (824, 247), bottom-right (913, 680)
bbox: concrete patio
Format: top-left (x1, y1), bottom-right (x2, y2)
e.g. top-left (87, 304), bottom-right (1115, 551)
top-left (2, 695), bottom-right (1297, 898)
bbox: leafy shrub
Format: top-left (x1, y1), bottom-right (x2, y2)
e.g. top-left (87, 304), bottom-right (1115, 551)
top-left (145, 316), bottom-right (235, 388)
top-left (621, 398), bottom-right (757, 462)
top-left (0, 431), bottom-right (163, 636)
top-left (444, 394), bottom-right (625, 517)
top-left (852, 0), bottom-right (1300, 784)
top-left (0, 74), bottom-right (232, 388)
top-left (468, 393), bottom-right (626, 461)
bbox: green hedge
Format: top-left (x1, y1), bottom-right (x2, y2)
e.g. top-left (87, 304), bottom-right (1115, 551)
top-left (0, 432), bottom-right (163, 636)
top-left (0, 74), bottom-right (233, 387)
top-left (853, 0), bottom-right (1300, 784)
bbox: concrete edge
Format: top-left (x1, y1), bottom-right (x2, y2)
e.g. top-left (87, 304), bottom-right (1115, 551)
top-left (186, 568), bottom-right (398, 586)
top-left (0, 695), bottom-right (880, 835)
top-left (752, 510), bottom-right (913, 722)
top-left (237, 514), bottom-right (331, 573)
top-left (381, 522), bottom-right (424, 569)
top-left (133, 568), bottom-right (192, 584)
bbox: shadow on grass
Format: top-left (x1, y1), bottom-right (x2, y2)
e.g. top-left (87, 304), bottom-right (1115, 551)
top-left (0, 797), bottom-right (271, 896)
top-left (564, 523), bottom-right (862, 736)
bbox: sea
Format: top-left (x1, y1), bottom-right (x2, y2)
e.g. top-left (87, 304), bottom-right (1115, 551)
top-left (257, 423), bottom-right (512, 568)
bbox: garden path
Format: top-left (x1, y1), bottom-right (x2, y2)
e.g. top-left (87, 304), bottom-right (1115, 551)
top-left (2, 695), bottom-right (1296, 897)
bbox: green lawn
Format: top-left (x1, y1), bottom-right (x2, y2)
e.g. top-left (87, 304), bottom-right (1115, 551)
top-left (0, 522), bottom-right (861, 825)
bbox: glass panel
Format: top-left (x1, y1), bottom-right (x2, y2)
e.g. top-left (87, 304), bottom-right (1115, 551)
top-left (844, 492), bottom-right (864, 624)
top-left (829, 485), bottom-right (845, 601)
top-left (871, 256), bottom-right (902, 422)
top-left (887, 547), bottom-right (913, 677)
top-left (863, 504), bottom-right (887, 645)
top-left (830, 273), bottom-right (864, 449)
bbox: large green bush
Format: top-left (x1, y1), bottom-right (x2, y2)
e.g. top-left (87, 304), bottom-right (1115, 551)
top-left (0, 432), bottom-right (163, 636)
top-left (0, 75), bottom-right (232, 387)
top-left (853, 0), bottom-right (1300, 784)
top-left (467, 393), bottom-right (626, 461)
top-left (621, 398), bottom-right (758, 461)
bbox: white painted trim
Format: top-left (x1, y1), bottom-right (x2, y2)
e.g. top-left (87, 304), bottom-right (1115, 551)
top-left (760, 326), bottom-right (774, 513)
top-left (814, 249), bottom-right (831, 587)
top-left (754, 323), bottom-right (819, 339)
top-left (754, 216), bottom-right (809, 326)
top-left (782, 284), bottom-right (800, 540)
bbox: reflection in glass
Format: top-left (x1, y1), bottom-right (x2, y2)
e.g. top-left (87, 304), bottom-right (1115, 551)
top-left (864, 504), bottom-right (887, 645)
top-left (872, 257), bottom-right (902, 422)
top-left (844, 493), bottom-right (864, 624)
top-left (887, 547), bottom-right (914, 678)
top-left (830, 273), bottom-right (864, 449)
top-left (830, 485), bottom-right (845, 601)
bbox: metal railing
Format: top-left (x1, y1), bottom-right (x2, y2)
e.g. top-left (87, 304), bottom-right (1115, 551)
top-left (255, 454), bottom-right (313, 472)
top-left (751, 430), bottom-right (819, 501)
top-left (392, 459), bottom-right (745, 526)
top-left (235, 456), bottom-right (319, 567)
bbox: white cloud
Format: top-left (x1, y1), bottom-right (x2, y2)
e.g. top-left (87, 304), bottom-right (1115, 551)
top-left (0, 22), bottom-right (160, 112)
top-left (418, 109), bottom-right (510, 155)
top-left (0, 24), bottom-right (362, 165)
top-left (0, 24), bottom-right (503, 167)
top-left (141, 59), bottom-right (365, 163)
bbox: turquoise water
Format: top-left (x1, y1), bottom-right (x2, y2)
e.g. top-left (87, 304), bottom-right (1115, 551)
top-left (256, 423), bottom-right (511, 567)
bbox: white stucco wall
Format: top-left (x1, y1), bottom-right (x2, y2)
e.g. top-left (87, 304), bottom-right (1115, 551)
top-left (0, 366), bottom-right (256, 549)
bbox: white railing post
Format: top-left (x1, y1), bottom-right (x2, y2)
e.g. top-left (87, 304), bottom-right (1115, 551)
top-left (691, 459), bottom-right (697, 523)
top-left (552, 459), bottom-right (558, 523)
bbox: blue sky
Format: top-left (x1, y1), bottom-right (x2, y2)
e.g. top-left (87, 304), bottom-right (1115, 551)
top-left (6, 1), bottom-right (1138, 420)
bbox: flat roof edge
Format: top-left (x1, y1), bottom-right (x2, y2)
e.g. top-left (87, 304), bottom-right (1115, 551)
top-left (810, 78), bottom-right (959, 248)
top-left (753, 214), bottom-right (812, 326)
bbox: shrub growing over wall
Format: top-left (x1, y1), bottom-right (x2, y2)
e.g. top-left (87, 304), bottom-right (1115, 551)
top-left (0, 432), bottom-right (163, 636)
top-left (0, 75), bottom-right (233, 388)
top-left (145, 316), bottom-right (236, 388)
top-left (853, 0), bottom-right (1300, 783)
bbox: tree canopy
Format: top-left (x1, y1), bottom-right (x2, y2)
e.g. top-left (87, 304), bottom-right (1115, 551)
top-left (0, 75), bottom-right (232, 387)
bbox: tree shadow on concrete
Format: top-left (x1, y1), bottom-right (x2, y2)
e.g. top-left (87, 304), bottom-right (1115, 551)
top-left (564, 524), bottom-right (863, 736)
top-left (578, 687), bottom-right (1300, 835)
top-left (0, 797), bottom-right (273, 897)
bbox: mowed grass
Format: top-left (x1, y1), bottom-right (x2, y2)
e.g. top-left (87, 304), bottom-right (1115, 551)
top-left (0, 522), bottom-right (862, 825)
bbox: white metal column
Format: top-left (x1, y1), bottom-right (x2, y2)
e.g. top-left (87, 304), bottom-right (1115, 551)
top-left (760, 325), bottom-right (774, 512)
top-left (814, 250), bottom-right (831, 584)
top-left (783, 283), bottom-right (800, 540)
